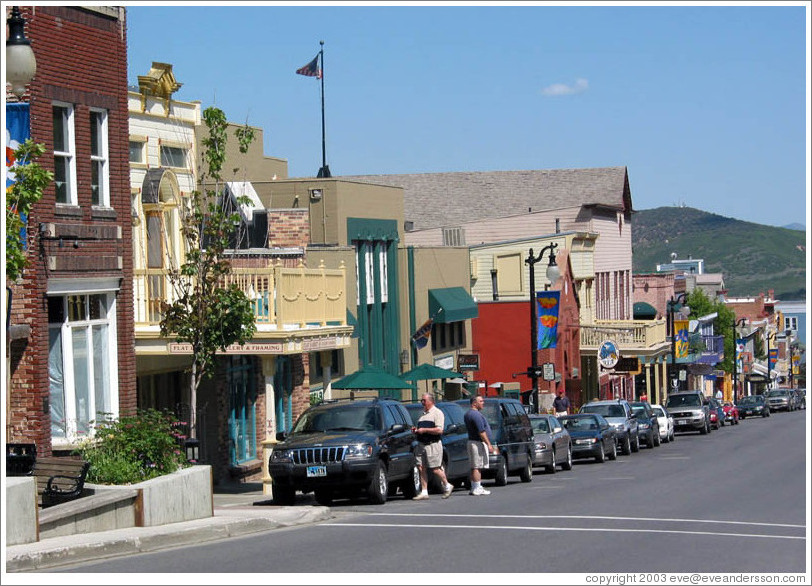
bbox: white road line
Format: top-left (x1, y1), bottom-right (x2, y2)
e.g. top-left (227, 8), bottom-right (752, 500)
top-left (325, 522), bottom-right (804, 540)
top-left (359, 512), bottom-right (805, 529)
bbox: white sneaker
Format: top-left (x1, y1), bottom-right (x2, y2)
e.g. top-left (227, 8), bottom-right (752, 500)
top-left (470, 486), bottom-right (491, 496)
top-left (413, 492), bottom-right (429, 501)
top-left (442, 483), bottom-right (453, 499)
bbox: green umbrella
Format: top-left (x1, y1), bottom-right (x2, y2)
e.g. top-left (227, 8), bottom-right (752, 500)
top-left (331, 366), bottom-right (416, 390)
top-left (401, 363), bottom-right (463, 382)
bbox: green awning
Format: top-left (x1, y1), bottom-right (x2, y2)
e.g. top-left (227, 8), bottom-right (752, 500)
top-left (633, 301), bottom-right (658, 319)
top-left (429, 287), bottom-right (478, 324)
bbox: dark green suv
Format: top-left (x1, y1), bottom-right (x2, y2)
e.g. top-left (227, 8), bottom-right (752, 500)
top-left (269, 398), bottom-right (419, 505)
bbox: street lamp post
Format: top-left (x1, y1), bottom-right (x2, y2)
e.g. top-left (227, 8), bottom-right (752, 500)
top-left (6, 6), bottom-right (37, 98)
top-left (668, 293), bottom-right (687, 393)
top-left (731, 318), bottom-right (747, 404)
top-left (526, 243), bottom-right (560, 414)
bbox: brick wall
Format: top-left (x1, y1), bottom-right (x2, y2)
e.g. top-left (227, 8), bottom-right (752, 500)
top-left (6, 7), bottom-right (135, 452)
top-left (267, 209), bottom-right (310, 248)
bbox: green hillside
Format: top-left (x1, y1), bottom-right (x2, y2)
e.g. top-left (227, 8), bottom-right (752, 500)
top-left (632, 207), bottom-right (807, 300)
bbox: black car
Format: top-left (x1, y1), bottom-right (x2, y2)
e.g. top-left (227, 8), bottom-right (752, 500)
top-left (558, 413), bottom-right (618, 463)
top-left (628, 402), bottom-right (661, 448)
top-left (738, 395), bottom-right (771, 419)
top-left (455, 397), bottom-right (534, 486)
top-left (269, 398), bottom-right (419, 505)
top-left (404, 400), bottom-right (470, 491)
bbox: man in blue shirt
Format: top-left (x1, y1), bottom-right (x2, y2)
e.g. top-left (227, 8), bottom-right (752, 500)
top-left (463, 395), bottom-right (496, 496)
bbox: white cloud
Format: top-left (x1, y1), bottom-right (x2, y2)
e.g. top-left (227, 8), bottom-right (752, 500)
top-left (541, 78), bottom-right (589, 97)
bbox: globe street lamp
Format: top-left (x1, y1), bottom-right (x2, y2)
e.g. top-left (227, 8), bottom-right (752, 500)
top-left (731, 318), bottom-right (747, 404)
top-left (525, 242), bottom-right (560, 413)
top-left (6, 6), bottom-right (37, 98)
top-left (668, 293), bottom-right (688, 393)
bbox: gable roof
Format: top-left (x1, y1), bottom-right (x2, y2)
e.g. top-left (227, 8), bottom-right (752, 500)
top-left (340, 166), bottom-right (632, 231)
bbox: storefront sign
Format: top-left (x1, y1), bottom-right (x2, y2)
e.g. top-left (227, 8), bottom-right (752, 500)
top-left (457, 354), bottom-right (480, 371)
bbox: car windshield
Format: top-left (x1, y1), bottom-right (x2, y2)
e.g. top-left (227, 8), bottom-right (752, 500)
top-left (291, 405), bottom-right (381, 433)
top-left (766, 390), bottom-right (788, 397)
top-left (739, 396), bottom-right (761, 405)
top-left (651, 407), bottom-right (665, 417)
top-left (561, 416), bottom-right (599, 431)
top-left (532, 418), bottom-right (550, 433)
top-left (582, 404), bottom-right (625, 418)
top-left (630, 405), bottom-right (648, 418)
top-left (666, 394), bottom-right (701, 408)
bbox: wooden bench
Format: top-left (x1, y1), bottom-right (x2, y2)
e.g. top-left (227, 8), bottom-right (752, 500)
top-left (33, 456), bottom-right (91, 508)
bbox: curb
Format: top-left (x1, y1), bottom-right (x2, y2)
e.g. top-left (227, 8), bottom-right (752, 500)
top-left (6, 506), bottom-right (332, 572)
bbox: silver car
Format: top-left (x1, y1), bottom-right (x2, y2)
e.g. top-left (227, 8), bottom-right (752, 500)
top-left (529, 414), bottom-right (572, 474)
top-left (765, 388), bottom-right (796, 412)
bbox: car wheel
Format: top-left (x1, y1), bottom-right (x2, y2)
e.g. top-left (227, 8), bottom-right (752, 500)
top-left (631, 434), bottom-right (640, 452)
top-left (400, 463), bottom-right (420, 500)
top-left (562, 445), bottom-right (573, 471)
top-left (653, 430), bottom-right (661, 447)
top-left (495, 454), bottom-right (508, 487)
top-left (314, 488), bottom-right (333, 506)
top-left (273, 486), bottom-right (296, 506)
top-left (367, 460), bottom-right (389, 505)
top-left (670, 428), bottom-right (675, 442)
top-left (519, 454), bottom-right (533, 483)
top-left (608, 440), bottom-right (617, 460)
top-left (700, 421), bottom-right (709, 435)
top-left (547, 448), bottom-right (557, 474)
top-left (621, 435), bottom-right (632, 455)
top-left (595, 442), bottom-right (606, 463)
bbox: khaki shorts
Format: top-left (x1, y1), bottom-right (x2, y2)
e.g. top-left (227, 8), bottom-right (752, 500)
top-left (467, 440), bottom-right (489, 470)
top-left (415, 441), bottom-right (443, 469)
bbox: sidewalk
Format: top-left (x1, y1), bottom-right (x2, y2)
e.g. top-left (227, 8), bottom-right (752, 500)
top-left (5, 482), bottom-right (332, 573)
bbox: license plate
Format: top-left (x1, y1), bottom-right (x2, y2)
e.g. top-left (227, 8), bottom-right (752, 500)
top-left (306, 465), bottom-right (327, 478)
top-left (677, 419), bottom-right (689, 425)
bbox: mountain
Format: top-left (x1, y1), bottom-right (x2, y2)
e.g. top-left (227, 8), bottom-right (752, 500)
top-left (783, 223), bottom-right (806, 231)
top-left (632, 207), bottom-right (807, 300)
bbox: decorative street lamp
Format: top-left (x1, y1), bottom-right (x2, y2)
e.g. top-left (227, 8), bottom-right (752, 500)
top-left (668, 293), bottom-right (688, 393)
top-left (731, 318), bottom-right (747, 404)
top-left (525, 242), bottom-right (560, 413)
top-left (6, 6), bottom-right (37, 98)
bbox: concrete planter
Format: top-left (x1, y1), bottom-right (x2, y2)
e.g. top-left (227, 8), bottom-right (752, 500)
top-left (5, 477), bottom-right (38, 546)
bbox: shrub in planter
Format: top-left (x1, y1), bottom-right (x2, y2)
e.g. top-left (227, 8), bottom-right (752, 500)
top-left (74, 409), bottom-right (190, 485)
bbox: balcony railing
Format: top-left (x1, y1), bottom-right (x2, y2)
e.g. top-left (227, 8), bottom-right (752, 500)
top-left (580, 319), bottom-right (667, 350)
top-left (134, 260), bottom-right (347, 332)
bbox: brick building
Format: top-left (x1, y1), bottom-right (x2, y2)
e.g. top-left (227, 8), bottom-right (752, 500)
top-left (6, 7), bottom-right (135, 455)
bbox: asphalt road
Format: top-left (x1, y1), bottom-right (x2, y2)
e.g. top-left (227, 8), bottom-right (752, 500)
top-left (61, 409), bottom-right (808, 575)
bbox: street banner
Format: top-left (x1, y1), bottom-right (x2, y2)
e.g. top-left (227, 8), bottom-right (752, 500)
top-left (536, 291), bottom-right (560, 349)
top-left (674, 319), bottom-right (689, 358)
top-left (6, 102), bottom-right (31, 248)
top-left (769, 348), bottom-right (777, 371)
top-left (411, 318), bottom-right (433, 349)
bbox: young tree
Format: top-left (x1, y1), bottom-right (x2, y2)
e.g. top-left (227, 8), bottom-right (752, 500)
top-left (6, 140), bottom-right (52, 283)
top-left (159, 107), bottom-right (257, 438)
top-left (684, 288), bottom-right (738, 375)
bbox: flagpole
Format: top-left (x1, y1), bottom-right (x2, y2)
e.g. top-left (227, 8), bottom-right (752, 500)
top-left (318, 40), bottom-right (331, 178)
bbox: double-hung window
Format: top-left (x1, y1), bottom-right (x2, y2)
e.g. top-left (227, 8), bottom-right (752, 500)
top-left (89, 109), bottom-right (110, 206)
top-left (52, 103), bottom-right (77, 205)
top-left (48, 292), bottom-right (118, 443)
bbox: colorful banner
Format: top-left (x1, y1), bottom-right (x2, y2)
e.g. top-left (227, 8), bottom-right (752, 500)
top-left (411, 318), bottom-right (433, 350)
top-left (769, 348), bottom-right (777, 371)
top-left (735, 339), bottom-right (745, 373)
top-left (536, 291), bottom-right (560, 350)
top-left (6, 103), bottom-right (31, 247)
top-left (674, 319), bottom-right (689, 358)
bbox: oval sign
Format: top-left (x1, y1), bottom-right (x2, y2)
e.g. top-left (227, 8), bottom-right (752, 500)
top-left (598, 340), bottom-right (620, 369)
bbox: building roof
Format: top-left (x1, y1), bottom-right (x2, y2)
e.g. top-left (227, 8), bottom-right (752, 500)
top-left (339, 166), bottom-right (631, 232)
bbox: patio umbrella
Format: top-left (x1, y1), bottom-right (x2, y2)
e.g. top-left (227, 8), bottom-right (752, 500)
top-left (331, 366), bottom-right (416, 390)
top-left (401, 363), bottom-right (464, 397)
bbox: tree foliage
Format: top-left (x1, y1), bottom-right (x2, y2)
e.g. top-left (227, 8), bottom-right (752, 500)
top-left (6, 140), bottom-right (53, 282)
top-left (684, 288), bottom-right (738, 374)
top-left (159, 107), bottom-right (257, 436)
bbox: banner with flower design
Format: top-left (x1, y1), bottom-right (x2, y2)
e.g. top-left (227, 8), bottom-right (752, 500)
top-left (6, 103), bottom-right (30, 247)
top-left (674, 319), bottom-right (689, 358)
top-left (536, 291), bottom-right (560, 349)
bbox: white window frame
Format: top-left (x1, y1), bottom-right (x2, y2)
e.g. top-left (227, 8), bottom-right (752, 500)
top-left (785, 316), bottom-right (798, 332)
top-left (89, 108), bottom-right (110, 207)
top-left (52, 102), bottom-right (77, 205)
top-left (129, 136), bottom-right (147, 165)
top-left (160, 144), bottom-right (188, 168)
top-left (379, 243), bottom-right (388, 303)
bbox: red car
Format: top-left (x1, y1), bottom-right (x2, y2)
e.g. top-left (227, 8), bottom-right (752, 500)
top-left (722, 402), bottom-right (740, 425)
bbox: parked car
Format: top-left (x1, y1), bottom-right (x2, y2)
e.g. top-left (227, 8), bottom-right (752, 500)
top-left (558, 413), bottom-right (617, 463)
top-left (404, 400), bottom-right (470, 491)
top-left (455, 397), bottom-right (534, 486)
top-left (722, 402), bottom-right (740, 425)
top-left (579, 399), bottom-right (639, 454)
top-left (793, 389), bottom-right (806, 410)
top-left (649, 403), bottom-right (675, 443)
top-left (529, 414), bottom-right (572, 474)
top-left (707, 396), bottom-right (725, 430)
top-left (628, 401), bottom-right (661, 447)
top-left (737, 395), bottom-right (770, 419)
top-left (665, 390), bottom-right (712, 434)
top-left (269, 398), bottom-right (419, 505)
top-left (765, 388), bottom-right (795, 412)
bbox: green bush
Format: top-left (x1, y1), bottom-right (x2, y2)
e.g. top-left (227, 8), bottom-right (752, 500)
top-left (74, 409), bottom-right (190, 485)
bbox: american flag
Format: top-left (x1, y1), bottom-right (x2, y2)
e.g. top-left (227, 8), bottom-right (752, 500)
top-left (296, 55), bottom-right (321, 79)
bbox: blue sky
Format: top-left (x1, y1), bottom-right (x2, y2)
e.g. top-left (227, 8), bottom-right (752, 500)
top-left (126, 2), bottom-right (809, 229)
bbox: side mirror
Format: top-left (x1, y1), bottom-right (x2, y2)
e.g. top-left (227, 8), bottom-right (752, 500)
top-left (554, 427), bottom-right (562, 433)
top-left (390, 423), bottom-right (406, 433)
top-left (275, 431), bottom-right (287, 442)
